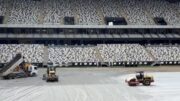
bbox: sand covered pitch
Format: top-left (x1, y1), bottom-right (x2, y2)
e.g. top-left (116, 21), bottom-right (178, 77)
top-left (0, 68), bottom-right (180, 101)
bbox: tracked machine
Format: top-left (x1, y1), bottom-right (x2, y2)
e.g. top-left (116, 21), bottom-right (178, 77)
top-left (43, 66), bottom-right (59, 82)
top-left (125, 71), bottom-right (154, 86)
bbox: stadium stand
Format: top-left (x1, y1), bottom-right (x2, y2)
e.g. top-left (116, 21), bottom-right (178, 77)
top-left (147, 45), bottom-right (180, 61)
top-left (0, 0), bottom-right (7, 17)
top-left (0, 0), bottom-right (178, 25)
top-left (120, 0), bottom-right (154, 25)
top-left (0, 44), bottom-right (180, 66)
top-left (43, 0), bottom-right (75, 24)
top-left (97, 44), bottom-right (153, 62)
top-left (0, 44), bottom-right (44, 63)
top-left (144, 0), bottom-right (180, 25)
top-left (7, 0), bottom-right (41, 24)
top-left (0, 0), bottom-right (179, 67)
top-left (48, 45), bottom-right (99, 64)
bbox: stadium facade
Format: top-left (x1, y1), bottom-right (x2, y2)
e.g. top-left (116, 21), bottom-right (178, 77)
top-left (0, 0), bottom-right (180, 67)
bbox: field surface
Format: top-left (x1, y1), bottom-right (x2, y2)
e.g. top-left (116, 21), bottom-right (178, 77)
top-left (0, 66), bottom-right (180, 101)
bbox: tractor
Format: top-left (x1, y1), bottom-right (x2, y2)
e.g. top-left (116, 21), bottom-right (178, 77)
top-left (43, 66), bottom-right (58, 82)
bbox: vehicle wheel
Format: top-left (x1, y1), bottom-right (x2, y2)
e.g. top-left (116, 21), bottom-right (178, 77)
top-left (11, 76), bottom-right (15, 79)
top-left (56, 76), bottom-right (59, 81)
top-left (31, 73), bottom-right (36, 77)
top-left (8, 74), bottom-right (15, 79)
top-left (56, 78), bottom-right (59, 82)
top-left (143, 80), bottom-right (151, 86)
top-left (3, 76), bottom-right (10, 80)
top-left (42, 74), bottom-right (46, 80)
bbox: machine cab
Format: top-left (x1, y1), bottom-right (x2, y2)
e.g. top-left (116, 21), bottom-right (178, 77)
top-left (28, 65), bottom-right (38, 76)
top-left (136, 71), bottom-right (144, 80)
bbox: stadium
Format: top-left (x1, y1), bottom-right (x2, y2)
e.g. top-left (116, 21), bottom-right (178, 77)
top-left (0, 0), bottom-right (180, 101)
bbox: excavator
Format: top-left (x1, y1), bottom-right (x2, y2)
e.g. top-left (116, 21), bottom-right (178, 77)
top-left (125, 71), bottom-right (154, 86)
top-left (43, 66), bottom-right (58, 82)
top-left (0, 53), bottom-right (38, 79)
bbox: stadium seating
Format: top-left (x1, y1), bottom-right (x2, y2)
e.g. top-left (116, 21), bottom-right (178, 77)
top-left (120, 0), bottom-right (154, 25)
top-left (146, 0), bottom-right (180, 25)
top-left (76, 0), bottom-right (102, 25)
top-left (0, 44), bottom-right (44, 63)
top-left (7, 0), bottom-right (41, 24)
top-left (43, 0), bottom-right (75, 24)
top-left (48, 45), bottom-right (99, 64)
top-left (147, 45), bottom-right (180, 61)
top-left (0, 0), bottom-right (178, 25)
top-left (48, 44), bottom-right (154, 64)
top-left (97, 44), bottom-right (153, 62)
top-left (0, 44), bottom-right (180, 65)
top-left (0, 0), bottom-right (7, 17)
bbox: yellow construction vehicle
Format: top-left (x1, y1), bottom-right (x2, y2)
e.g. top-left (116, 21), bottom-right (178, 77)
top-left (14, 62), bottom-right (37, 77)
top-left (43, 66), bottom-right (58, 82)
top-left (125, 71), bottom-right (154, 86)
